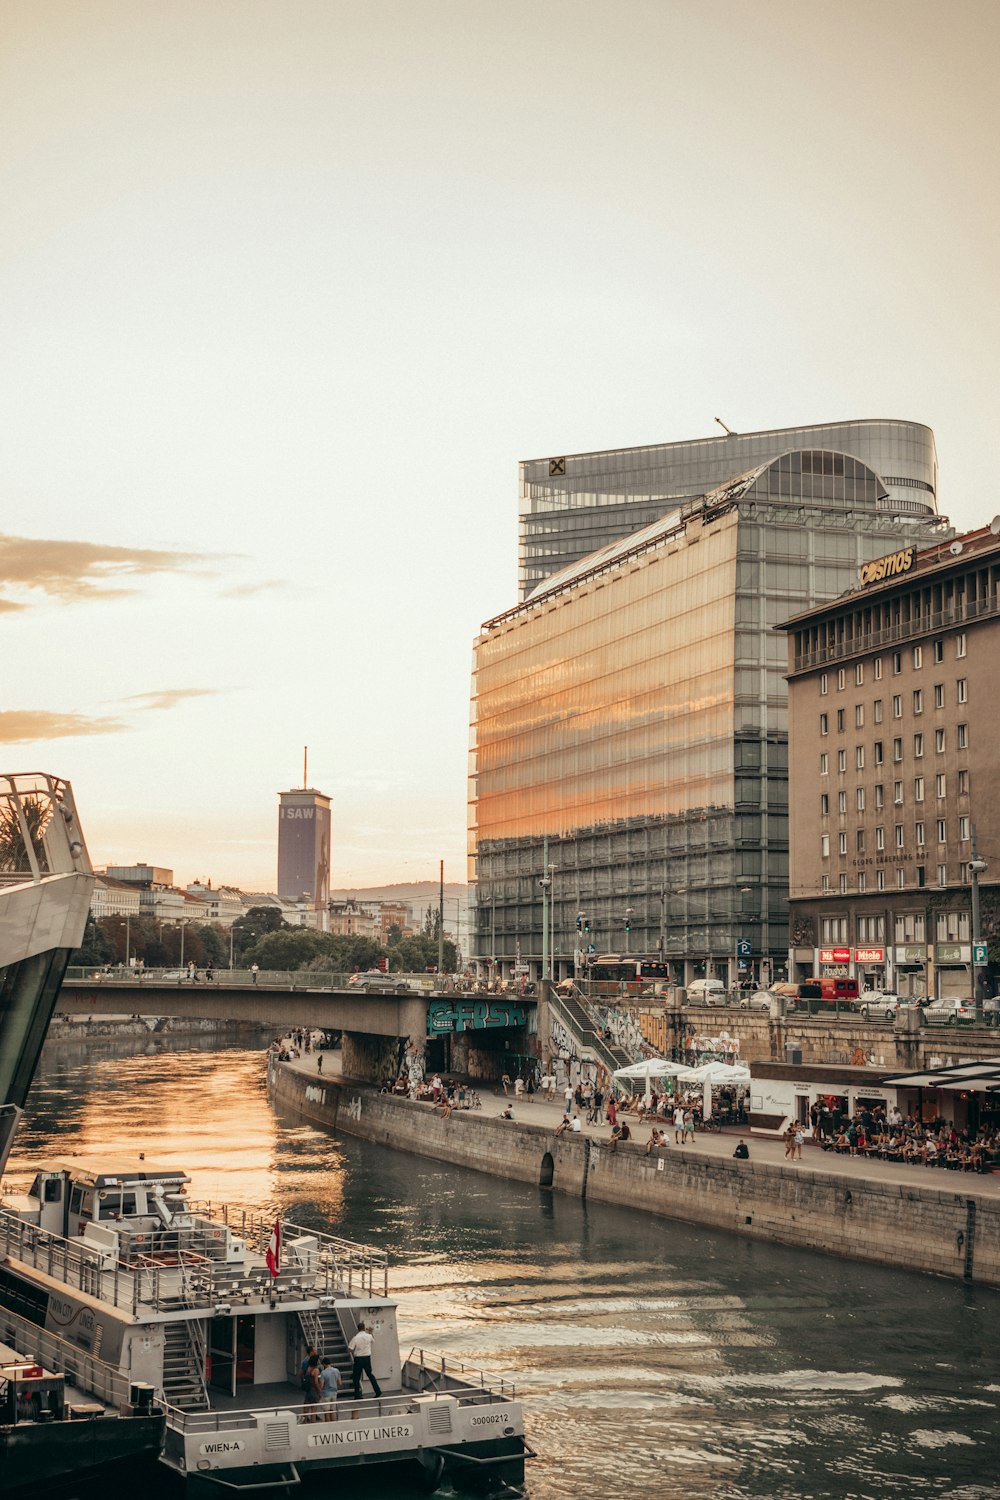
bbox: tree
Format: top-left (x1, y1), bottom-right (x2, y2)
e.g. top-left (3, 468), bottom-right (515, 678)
top-left (71, 915), bottom-right (116, 968)
top-left (231, 905), bottom-right (288, 964)
top-left (249, 928), bottom-right (328, 971)
top-left (391, 934), bottom-right (456, 973)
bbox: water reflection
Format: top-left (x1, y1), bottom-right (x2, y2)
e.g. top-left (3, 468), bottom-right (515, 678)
top-left (7, 1039), bottom-right (1000, 1500)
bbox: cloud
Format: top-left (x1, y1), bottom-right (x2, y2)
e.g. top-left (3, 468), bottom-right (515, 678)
top-left (122, 688), bottom-right (222, 712)
top-left (0, 709), bottom-right (125, 743)
top-left (0, 534), bottom-right (227, 607)
top-left (221, 580), bottom-right (289, 601)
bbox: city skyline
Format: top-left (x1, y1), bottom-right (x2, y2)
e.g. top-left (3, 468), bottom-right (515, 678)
top-left (4, 1), bottom-right (999, 888)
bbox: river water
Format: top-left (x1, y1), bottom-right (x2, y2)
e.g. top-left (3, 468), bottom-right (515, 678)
top-left (6, 1036), bottom-right (1000, 1500)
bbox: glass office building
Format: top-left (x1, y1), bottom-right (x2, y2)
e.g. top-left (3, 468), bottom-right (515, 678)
top-left (519, 419), bottom-right (938, 599)
top-left (471, 440), bottom-right (947, 983)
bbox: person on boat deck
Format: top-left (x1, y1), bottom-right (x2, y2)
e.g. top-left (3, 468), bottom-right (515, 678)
top-left (304, 1353), bottom-right (323, 1419)
top-left (320, 1357), bottom-right (341, 1418)
top-left (300, 1345), bottom-right (318, 1390)
top-left (349, 1322), bottom-right (382, 1399)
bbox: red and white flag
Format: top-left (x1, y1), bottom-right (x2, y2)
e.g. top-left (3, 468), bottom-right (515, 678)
top-left (265, 1217), bottom-right (281, 1278)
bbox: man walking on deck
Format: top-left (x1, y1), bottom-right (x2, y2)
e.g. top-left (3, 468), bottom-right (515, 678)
top-left (349, 1322), bottom-right (382, 1399)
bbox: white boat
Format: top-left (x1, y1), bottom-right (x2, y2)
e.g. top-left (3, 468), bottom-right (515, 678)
top-left (0, 1157), bottom-right (530, 1495)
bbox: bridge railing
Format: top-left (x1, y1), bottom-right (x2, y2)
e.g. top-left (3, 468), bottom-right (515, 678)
top-left (61, 968), bottom-right (490, 995)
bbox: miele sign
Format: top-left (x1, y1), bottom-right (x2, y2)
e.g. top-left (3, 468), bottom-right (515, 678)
top-left (819, 947), bottom-right (884, 964)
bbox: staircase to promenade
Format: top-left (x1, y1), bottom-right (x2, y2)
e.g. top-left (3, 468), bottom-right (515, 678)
top-left (545, 984), bottom-right (633, 1075)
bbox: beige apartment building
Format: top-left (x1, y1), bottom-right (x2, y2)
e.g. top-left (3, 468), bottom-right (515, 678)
top-left (781, 523), bottom-right (1000, 1001)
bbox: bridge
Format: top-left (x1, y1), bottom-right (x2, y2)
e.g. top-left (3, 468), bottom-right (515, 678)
top-left (56, 971), bottom-right (537, 1043)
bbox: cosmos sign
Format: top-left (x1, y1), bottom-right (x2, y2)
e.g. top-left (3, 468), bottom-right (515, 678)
top-left (858, 547), bottom-right (914, 587)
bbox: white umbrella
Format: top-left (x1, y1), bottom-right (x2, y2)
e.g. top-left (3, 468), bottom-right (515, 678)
top-left (613, 1057), bottom-right (688, 1102)
top-left (676, 1060), bottom-right (750, 1120)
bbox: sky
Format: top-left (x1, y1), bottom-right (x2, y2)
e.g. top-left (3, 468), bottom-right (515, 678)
top-left (3, 0), bottom-right (999, 890)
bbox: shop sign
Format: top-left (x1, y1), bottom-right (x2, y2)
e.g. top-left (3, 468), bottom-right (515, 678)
top-left (854, 947), bottom-right (884, 963)
top-left (896, 945), bottom-right (925, 965)
top-left (819, 947), bottom-right (851, 964)
top-left (935, 943), bottom-right (970, 964)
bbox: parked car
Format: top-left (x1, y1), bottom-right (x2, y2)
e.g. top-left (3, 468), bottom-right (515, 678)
top-left (739, 989), bottom-right (775, 1011)
top-left (859, 991), bottom-right (907, 1020)
top-left (922, 996), bottom-right (975, 1025)
top-left (686, 978), bottom-right (727, 1004)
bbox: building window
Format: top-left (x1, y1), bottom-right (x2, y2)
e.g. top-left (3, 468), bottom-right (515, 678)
top-left (855, 704), bottom-right (865, 728)
top-left (837, 668), bottom-right (846, 690)
top-left (957, 678), bottom-right (968, 704)
top-left (912, 689), bottom-right (923, 714)
top-left (894, 781), bottom-right (903, 805)
top-left (856, 788), bottom-right (866, 812)
top-left (876, 827), bottom-right (885, 851)
top-left (896, 914), bottom-right (926, 942)
top-left (839, 832), bottom-right (848, 855)
top-left (892, 694), bottom-right (903, 719)
top-left (895, 824), bottom-right (905, 848)
top-left (958, 768), bottom-right (969, 795)
top-left (838, 790), bottom-right (848, 814)
top-left (875, 783), bottom-right (884, 809)
top-left (937, 864), bottom-right (948, 887)
top-left (916, 865), bottom-right (925, 888)
top-left (820, 672), bottom-right (828, 695)
top-left (873, 699), bottom-right (883, 723)
top-left (896, 869), bottom-right (905, 889)
top-left (856, 746), bottom-right (865, 770)
top-left (856, 827), bottom-right (866, 850)
top-left (855, 662), bottom-right (864, 686)
top-left (914, 776), bottom-right (924, 801)
top-left (821, 833), bottom-right (830, 858)
top-left (820, 713), bottom-right (829, 735)
top-left (837, 708), bottom-right (845, 732)
top-left (957, 723), bottom-right (968, 749)
top-left (822, 875), bottom-right (830, 893)
top-left (893, 737), bottom-right (903, 762)
top-left (915, 821), bottom-right (925, 846)
top-left (820, 752), bottom-right (829, 774)
top-left (936, 911), bottom-right (970, 942)
top-left (937, 818), bottom-right (947, 843)
top-left (874, 657), bottom-right (883, 679)
top-left (956, 632), bottom-right (967, 658)
top-left (857, 914), bottom-right (884, 942)
top-left (936, 727), bottom-right (947, 752)
top-left (892, 651), bottom-right (902, 674)
top-left (913, 733), bottom-right (923, 757)
top-left (820, 793), bottom-right (829, 815)
top-left (874, 740), bottom-right (884, 765)
top-left (821, 917), bottom-right (848, 943)
top-left (839, 874), bottom-right (848, 894)
top-left (879, 870), bottom-right (887, 891)
top-left (858, 873), bottom-right (866, 892)
top-left (936, 773), bottom-right (946, 798)
top-left (933, 639), bottom-right (944, 663)
top-left (912, 645), bottom-right (922, 669)
top-left (838, 749), bottom-right (847, 772)
top-left (933, 683), bottom-right (945, 708)
top-left (959, 815), bottom-right (970, 841)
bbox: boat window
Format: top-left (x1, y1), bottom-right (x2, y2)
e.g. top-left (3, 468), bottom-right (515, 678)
top-left (43, 1177), bottom-right (62, 1203)
top-left (69, 1186), bottom-right (84, 1216)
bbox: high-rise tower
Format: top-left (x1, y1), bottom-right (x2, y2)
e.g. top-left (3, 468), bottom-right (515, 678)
top-left (277, 753), bottom-right (331, 906)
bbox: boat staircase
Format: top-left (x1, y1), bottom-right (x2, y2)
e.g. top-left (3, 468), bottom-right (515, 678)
top-left (546, 985), bottom-right (631, 1074)
top-left (161, 1318), bottom-right (211, 1411)
top-left (298, 1307), bottom-right (352, 1384)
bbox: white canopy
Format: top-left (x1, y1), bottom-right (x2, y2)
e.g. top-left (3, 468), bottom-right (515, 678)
top-left (613, 1059), bottom-right (690, 1081)
top-left (677, 1062), bottom-right (751, 1085)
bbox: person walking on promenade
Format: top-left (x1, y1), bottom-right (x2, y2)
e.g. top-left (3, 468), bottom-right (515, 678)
top-left (683, 1108), bottom-right (696, 1145)
top-left (205, 961), bottom-right (214, 983)
top-left (501, 1072), bottom-right (511, 1096)
top-left (794, 1126), bottom-right (804, 1160)
top-left (784, 1124), bottom-right (797, 1159)
top-left (317, 1053), bottom-right (323, 1074)
top-left (348, 1322), bottom-right (381, 1400)
top-left (607, 1097), bottom-right (618, 1129)
top-left (251, 963), bottom-right (259, 984)
top-left (673, 1103), bottom-right (685, 1144)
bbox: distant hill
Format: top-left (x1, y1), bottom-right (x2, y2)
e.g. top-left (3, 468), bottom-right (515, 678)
top-left (331, 881), bottom-right (467, 903)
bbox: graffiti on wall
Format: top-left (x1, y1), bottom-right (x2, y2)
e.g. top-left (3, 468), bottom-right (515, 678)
top-left (427, 999), bottom-right (530, 1034)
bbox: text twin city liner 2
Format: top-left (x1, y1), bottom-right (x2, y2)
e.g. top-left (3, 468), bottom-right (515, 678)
top-left (0, 1157), bottom-right (530, 1495)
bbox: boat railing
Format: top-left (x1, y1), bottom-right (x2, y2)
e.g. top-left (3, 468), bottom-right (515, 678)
top-left (160, 1379), bottom-right (494, 1436)
top-left (0, 1301), bottom-right (136, 1410)
top-left (403, 1348), bottom-right (518, 1403)
top-left (188, 1204), bottom-right (390, 1298)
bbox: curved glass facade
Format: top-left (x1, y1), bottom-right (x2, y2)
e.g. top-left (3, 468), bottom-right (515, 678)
top-left (472, 451), bottom-right (947, 984)
top-left (519, 419), bottom-right (938, 599)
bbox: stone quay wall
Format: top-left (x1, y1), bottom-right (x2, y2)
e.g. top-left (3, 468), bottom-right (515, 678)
top-left (267, 1058), bottom-right (1000, 1288)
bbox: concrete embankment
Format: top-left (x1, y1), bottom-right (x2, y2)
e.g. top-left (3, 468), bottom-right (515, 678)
top-left (268, 1057), bottom-right (1000, 1289)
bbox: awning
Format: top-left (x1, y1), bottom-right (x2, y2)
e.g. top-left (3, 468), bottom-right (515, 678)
top-left (883, 1058), bottom-right (1000, 1092)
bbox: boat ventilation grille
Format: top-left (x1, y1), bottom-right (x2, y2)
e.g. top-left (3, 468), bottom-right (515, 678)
top-left (427, 1404), bottom-right (453, 1434)
top-left (265, 1421), bottom-right (292, 1449)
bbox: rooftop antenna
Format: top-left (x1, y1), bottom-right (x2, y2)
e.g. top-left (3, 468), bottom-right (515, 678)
top-left (714, 417), bottom-right (739, 436)
top-left (303, 745), bottom-right (308, 788)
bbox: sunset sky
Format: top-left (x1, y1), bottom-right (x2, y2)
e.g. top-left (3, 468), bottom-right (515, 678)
top-left (4, 1), bottom-right (999, 889)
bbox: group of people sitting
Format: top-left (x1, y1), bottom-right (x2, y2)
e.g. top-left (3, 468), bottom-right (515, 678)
top-left (822, 1115), bottom-right (999, 1173)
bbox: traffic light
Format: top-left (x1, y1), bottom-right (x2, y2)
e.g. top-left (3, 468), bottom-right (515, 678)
top-left (624, 915), bottom-right (631, 933)
top-left (576, 913), bottom-right (583, 932)
top-left (584, 917), bottom-right (591, 934)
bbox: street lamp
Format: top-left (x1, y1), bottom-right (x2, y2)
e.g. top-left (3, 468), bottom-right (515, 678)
top-left (969, 845), bottom-right (988, 1022)
top-left (539, 873), bottom-right (552, 982)
top-left (623, 907), bottom-right (634, 956)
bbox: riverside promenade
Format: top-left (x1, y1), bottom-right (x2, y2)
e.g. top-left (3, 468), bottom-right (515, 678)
top-left (281, 1051), bottom-right (1000, 1203)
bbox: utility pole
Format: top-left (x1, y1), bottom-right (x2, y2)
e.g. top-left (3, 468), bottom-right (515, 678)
top-left (969, 825), bottom-right (988, 1023)
top-left (438, 859), bottom-right (445, 976)
top-left (540, 833), bottom-right (550, 984)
